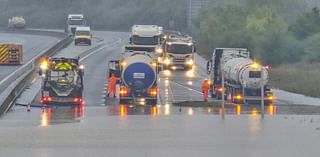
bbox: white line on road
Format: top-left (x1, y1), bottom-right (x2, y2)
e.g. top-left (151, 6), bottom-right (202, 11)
top-left (170, 80), bottom-right (203, 95)
top-left (80, 37), bottom-right (122, 61)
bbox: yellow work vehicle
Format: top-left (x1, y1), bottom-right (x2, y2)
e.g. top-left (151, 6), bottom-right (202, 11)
top-left (74, 26), bottom-right (92, 46)
top-left (0, 43), bottom-right (23, 65)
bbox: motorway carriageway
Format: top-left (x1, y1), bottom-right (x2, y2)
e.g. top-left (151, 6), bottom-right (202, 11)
top-left (0, 30), bottom-right (320, 157)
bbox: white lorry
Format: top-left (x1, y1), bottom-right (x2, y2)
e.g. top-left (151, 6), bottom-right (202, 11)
top-left (207, 48), bottom-right (274, 105)
top-left (163, 35), bottom-right (195, 70)
top-left (129, 25), bottom-right (164, 59)
top-left (65, 14), bottom-right (86, 36)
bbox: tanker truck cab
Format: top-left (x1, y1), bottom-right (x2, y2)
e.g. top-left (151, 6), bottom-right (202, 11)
top-left (65, 14), bottom-right (86, 36)
top-left (130, 25), bottom-right (164, 58)
top-left (39, 57), bottom-right (85, 106)
top-left (118, 51), bottom-right (158, 105)
top-left (164, 36), bottom-right (195, 70)
top-left (107, 60), bottom-right (121, 78)
top-left (207, 48), bottom-right (274, 105)
top-left (74, 26), bottom-right (92, 46)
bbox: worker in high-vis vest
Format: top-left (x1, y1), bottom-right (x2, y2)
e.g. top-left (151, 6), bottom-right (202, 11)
top-left (107, 74), bottom-right (119, 98)
top-left (201, 79), bottom-right (210, 101)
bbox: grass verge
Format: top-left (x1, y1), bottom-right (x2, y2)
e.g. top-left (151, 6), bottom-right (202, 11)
top-left (269, 62), bottom-right (320, 97)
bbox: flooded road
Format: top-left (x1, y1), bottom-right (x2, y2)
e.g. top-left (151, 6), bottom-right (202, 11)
top-left (1, 31), bottom-right (320, 157)
top-left (1, 105), bottom-right (320, 157)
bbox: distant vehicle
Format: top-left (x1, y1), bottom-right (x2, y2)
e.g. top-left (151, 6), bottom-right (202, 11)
top-left (163, 34), bottom-right (195, 70)
top-left (207, 48), bottom-right (274, 104)
top-left (74, 26), bottom-right (92, 46)
top-left (110, 50), bottom-right (158, 105)
top-left (65, 14), bottom-right (86, 36)
top-left (8, 16), bottom-right (26, 28)
top-left (39, 57), bottom-right (85, 105)
top-left (0, 43), bottom-right (23, 65)
top-left (130, 25), bottom-right (164, 60)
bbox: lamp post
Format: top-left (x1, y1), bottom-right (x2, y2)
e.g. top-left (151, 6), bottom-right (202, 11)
top-left (261, 67), bottom-right (265, 119)
top-left (221, 65), bottom-right (225, 119)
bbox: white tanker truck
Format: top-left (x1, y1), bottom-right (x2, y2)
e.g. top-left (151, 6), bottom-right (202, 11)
top-left (113, 50), bottom-right (158, 105)
top-left (207, 48), bottom-right (274, 104)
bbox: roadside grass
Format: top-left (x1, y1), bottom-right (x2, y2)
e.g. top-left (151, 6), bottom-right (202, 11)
top-left (270, 62), bottom-right (320, 97)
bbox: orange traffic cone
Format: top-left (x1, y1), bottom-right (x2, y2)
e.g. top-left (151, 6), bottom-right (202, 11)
top-left (27, 104), bottom-right (31, 112)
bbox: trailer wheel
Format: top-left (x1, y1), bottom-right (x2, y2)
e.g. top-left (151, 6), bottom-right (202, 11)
top-left (148, 99), bottom-right (158, 105)
top-left (216, 93), bottom-right (222, 100)
top-left (210, 89), bottom-right (216, 98)
top-left (119, 99), bottom-right (130, 104)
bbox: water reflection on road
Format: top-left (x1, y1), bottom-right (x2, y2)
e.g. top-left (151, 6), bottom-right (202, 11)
top-left (37, 103), bottom-right (320, 128)
top-left (40, 105), bottom-right (84, 127)
top-left (105, 103), bottom-right (279, 116)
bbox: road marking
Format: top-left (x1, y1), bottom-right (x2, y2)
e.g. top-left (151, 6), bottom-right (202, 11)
top-left (79, 37), bottom-right (122, 61)
top-left (168, 79), bottom-right (176, 103)
top-left (170, 80), bottom-right (202, 95)
top-left (157, 78), bottom-right (163, 105)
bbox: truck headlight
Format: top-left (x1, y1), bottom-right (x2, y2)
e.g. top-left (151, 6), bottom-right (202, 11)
top-left (164, 58), bottom-right (170, 65)
top-left (40, 61), bottom-right (48, 70)
top-left (156, 48), bottom-right (163, 54)
top-left (186, 59), bottom-right (194, 65)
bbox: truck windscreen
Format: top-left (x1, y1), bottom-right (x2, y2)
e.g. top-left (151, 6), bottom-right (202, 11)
top-left (166, 44), bottom-right (192, 54)
top-left (132, 36), bottom-right (159, 45)
top-left (76, 31), bottom-right (90, 36)
top-left (69, 19), bottom-right (85, 25)
top-left (49, 71), bottom-right (74, 83)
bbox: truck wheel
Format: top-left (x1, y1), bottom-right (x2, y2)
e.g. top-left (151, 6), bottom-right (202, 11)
top-left (148, 99), bottom-right (157, 105)
top-left (264, 100), bottom-right (272, 106)
top-left (88, 41), bottom-right (92, 46)
top-left (210, 88), bottom-right (216, 98)
top-left (119, 99), bottom-right (129, 104)
top-left (74, 41), bottom-right (78, 45)
top-left (216, 93), bottom-right (222, 100)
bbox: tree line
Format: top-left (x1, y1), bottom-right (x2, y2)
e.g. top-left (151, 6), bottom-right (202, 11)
top-left (0, 0), bottom-right (188, 31)
top-left (197, 0), bottom-right (320, 65)
top-left (2, 0), bottom-right (320, 65)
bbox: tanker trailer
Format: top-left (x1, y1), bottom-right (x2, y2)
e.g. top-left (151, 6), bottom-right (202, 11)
top-left (207, 48), bottom-right (274, 104)
top-left (119, 51), bottom-right (158, 105)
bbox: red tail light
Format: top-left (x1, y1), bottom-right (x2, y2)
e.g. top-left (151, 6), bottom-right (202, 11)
top-left (148, 87), bottom-right (158, 97)
top-left (73, 98), bottom-right (83, 103)
top-left (41, 97), bottom-right (52, 104)
top-left (216, 87), bottom-right (223, 93)
top-left (120, 86), bottom-right (129, 96)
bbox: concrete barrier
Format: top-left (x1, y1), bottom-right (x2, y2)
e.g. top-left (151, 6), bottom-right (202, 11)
top-left (0, 33), bottom-right (72, 116)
